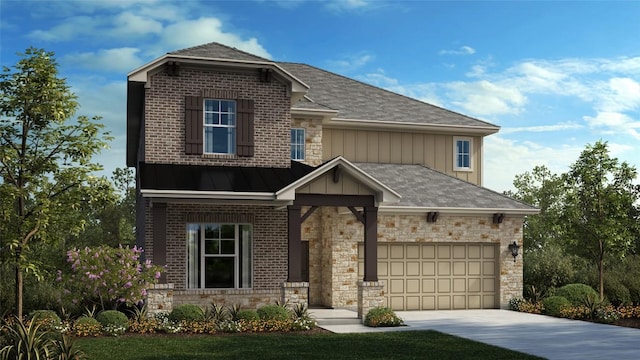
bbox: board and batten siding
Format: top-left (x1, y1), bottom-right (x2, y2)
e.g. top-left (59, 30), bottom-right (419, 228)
top-left (322, 128), bottom-right (483, 185)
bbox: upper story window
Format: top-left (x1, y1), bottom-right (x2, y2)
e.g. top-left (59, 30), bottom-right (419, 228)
top-left (454, 137), bottom-right (473, 171)
top-left (185, 95), bottom-right (253, 157)
top-left (204, 99), bottom-right (236, 154)
top-left (291, 128), bottom-right (305, 161)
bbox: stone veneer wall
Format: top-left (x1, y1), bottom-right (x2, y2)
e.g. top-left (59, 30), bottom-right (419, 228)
top-left (144, 203), bottom-right (288, 309)
top-left (301, 209), bottom-right (524, 309)
top-left (145, 68), bottom-right (291, 168)
top-left (291, 117), bottom-right (323, 167)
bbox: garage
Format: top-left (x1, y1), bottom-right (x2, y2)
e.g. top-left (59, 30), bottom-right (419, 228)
top-left (358, 243), bottom-right (498, 310)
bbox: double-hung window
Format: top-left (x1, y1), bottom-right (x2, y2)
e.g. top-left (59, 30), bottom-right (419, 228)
top-left (291, 128), bottom-right (305, 161)
top-left (204, 99), bottom-right (236, 154)
top-left (453, 137), bottom-right (472, 171)
top-left (187, 223), bottom-right (252, 289)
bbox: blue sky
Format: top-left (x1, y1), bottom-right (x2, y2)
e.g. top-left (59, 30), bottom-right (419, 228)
top-left (1, 0), bottom-right (639, 192)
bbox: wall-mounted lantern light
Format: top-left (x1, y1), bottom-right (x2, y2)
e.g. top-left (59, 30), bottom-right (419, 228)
top-left (493, 213), bottom-right (505, 224)
top-left (426, 211), bottom-right (439, 223)
top-left (508, 241), bottom-right (520, 262)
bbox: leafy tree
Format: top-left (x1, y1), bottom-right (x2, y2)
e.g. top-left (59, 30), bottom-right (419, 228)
top-left (562, 141), bottom-right (639, 301)
top-left (505, 165), bottom-right (567, 251)
top-left (0, 47), bottom-right (111, 317)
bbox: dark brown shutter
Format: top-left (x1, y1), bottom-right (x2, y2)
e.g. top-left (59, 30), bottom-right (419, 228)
top-left (236, 99), bottom-right (254, 157)
top-left (185, 96), bottom-right (203, 154)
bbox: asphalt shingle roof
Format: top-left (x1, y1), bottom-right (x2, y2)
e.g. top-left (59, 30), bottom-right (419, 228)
top-left (279, 62), bottom-right (498, 128)
top-left (353, 162), bottom-right (536, 211)
top-left (168, 42), bottom-right (497, 129)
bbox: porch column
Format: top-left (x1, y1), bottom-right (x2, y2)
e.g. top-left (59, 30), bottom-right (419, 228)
top-left (152, 202), bottom-right (167, 283)
top-left (287, 205), bottom-right (303, 282)
top-left (363, 206), bottom-right (378, 281)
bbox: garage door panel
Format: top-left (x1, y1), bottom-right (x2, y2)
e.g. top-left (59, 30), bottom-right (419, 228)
top-left (453, 261), bottom-right (466, 276)
top-left (438, 296), bottom-right (451, 309)
top-left (438, 262), bottom-right (451, 276)
top-left (468, 295), bottom-right (481, 309)
top-left (468, 245), bottom-right (481, 259)
top-left (483, 278), bottom-right (495, 292)
top-left (406, 245), bottom-right (420, 259)
top-left (390, 245), bottom-right (404, 259)
top-left (422, 296), bottom-right (436, 310)
top-left (407, 261), bottom-right (420, 276)
top-left (437, 245), bottom-right (451, 259)
top-left (378, 245), bottom-right (388, 259)
top-left (390, 279), bottom-right (404, 293)
top-left (422, 245), bottom-right (435, 259)
top-left (453, 278), bottom-right (466, 292)
top-left (423, 279), bottom-right (435, 293)
top-left (407, 279), bottom-right (420, 293)
top-left (483, 245), bottom-right (495, 259)
top-left (390, 297), bottom-right (404, 310)
top-left (453, 295), bottom-right (466, 309)
top-left (483, 261), bottom-right (495, 276)
top-left (468, 262), bottom-right (481, 276)
top-left (483, 295), bottom-right (496, 308)
top-left (422, 262), bottom-right (436, 276)
top-left (378, 262), bottom-right (388, 276)
top-left (468, 278), bottom-right (481, 292)
top-left (406, 296), bottom-right (420, 310)
top-left (453, 245), bottom-right (466, 259)
top-left (438, 278), bottom-right (451, 292)
top-left (391, 262), bottom-right (404, 276)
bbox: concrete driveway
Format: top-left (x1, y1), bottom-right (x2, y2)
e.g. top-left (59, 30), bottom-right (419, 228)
top-left (311, 309), bottom-right (640, 360)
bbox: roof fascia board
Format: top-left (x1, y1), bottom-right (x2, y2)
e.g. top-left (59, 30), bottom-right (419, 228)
top-left (276, 156), bottom-right (402, 205)
top-left (291, 108), bottom-right (339, 118)
top-left (379, 205), bottom-right (540, 215)
top-left (141, 189), bottom-right (276, 201)
top-left (324, 118), bottom-right (500, 135)
top-left (128, 55), bottom-right (309, 93)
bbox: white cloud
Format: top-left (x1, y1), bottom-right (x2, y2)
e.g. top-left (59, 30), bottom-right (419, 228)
top-left (63, 48), bottom-right (145, 73)
top-left (439, 46), bottom-right (476, 56)
top-left (447, 80), bottom-right (527, 116)
top-left (358, 70), bottom-right (443, 107)
top-left (327, 54), bottom-right (374, 72)
top-left (111, 12), bottom-right (163, 37)
top-left (483, 136), bottom-right (583, 192)
top-left (159, 17), bottom-right (271, 59)
top-left (500, 122), bottom-right (584, 134)
top-left (29, 16), bottom-right (101, 41)
top-left (598, 77), bottom-right (640, 113)
top-left (325, 0), bottom-right (371, 11)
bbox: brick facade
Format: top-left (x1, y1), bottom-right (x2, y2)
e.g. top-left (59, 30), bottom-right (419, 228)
top-left (144, 68), bottom-right (291, 168)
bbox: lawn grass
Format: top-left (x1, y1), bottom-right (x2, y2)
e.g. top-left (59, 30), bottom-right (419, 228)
top-left (76, 330), bottom-right (542, 360)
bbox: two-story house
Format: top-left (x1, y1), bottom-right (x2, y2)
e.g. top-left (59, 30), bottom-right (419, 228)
top-left (126, 42), bottom-right (537, 318)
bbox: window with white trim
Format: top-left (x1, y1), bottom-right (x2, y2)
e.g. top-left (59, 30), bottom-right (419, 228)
top-left (291, 128), bottom-right (305, 161)
top-left (204, 99), bottom-right (236, 154)
top-left (187, 223), bottom-right (252, 289)
top-left (454, 137), bottom-right (472, 171)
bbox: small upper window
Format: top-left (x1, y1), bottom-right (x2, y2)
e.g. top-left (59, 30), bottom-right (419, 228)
top-left (291, 128), bottom-right (305, 161)
top-left (454, 137), bottom-right (472, 171)
top-left (204, 99), bottom-right (236, 154)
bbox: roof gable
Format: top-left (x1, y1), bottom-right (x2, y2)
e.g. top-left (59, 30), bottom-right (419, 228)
top-left (169, 42), bottom-right (271, 62)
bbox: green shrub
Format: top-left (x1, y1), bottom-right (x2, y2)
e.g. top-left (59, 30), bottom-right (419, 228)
top-left (169, 304), bottom-right (204, 322)
top-left (236, 309), bottom-right (259, 321)
top-left (257, 304), bottom-right (289, 321)
top-left (543, 296), bottom-right (571, 317)
top-left (96, 310), bottom-right (129, 333)
top-left (73, 316), bottom-right (102, 337)
top-left (604, 273), bottom-right (631, 306)
top-left (28, 310), bottom-right (62, 330)
top-left (555, 283), bottom-right (599, 307)
top-left (364, 307), bottom-right (403, 327)
top-left (523, 245), bottom-right (576, 302)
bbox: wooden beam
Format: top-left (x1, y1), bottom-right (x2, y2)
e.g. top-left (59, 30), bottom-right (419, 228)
top-left (348, 206), bottom-right (365, 224)
top-left (300, 206), bottom-right (319, 224)
top-left (287, 205), bottom-right (303, 282)
top-left (294, 194), bottom-right (374, 207)
top-left (363, 206), bottom-right (378, 282)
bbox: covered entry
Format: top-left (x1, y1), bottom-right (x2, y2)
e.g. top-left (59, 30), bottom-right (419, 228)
top-left (359, 243), bottom-right (498, 310)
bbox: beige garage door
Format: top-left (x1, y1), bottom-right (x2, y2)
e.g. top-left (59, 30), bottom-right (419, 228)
top-left (358, 243), bottom-right (498, 310)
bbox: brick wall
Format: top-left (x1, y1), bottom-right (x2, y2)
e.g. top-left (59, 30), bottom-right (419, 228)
top-left (144, 68), bottom-right (291, 168)
top-left (143, 203), bottom-right (288, 306)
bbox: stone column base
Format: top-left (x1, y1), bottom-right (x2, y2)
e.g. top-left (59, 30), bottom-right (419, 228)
top-left (281, 282), bottom-right (309, 306)
top-left (357, 281), bottom-right (384, 321)
top-left (146, 283), bottom-right (174, 315)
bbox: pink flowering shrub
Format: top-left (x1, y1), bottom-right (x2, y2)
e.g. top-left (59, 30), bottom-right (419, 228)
top-left (58, 245), bottom-right (164, 311)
